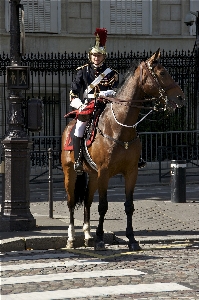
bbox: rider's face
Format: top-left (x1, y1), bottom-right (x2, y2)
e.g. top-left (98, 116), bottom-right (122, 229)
top-left (91, 53), bottom-right (105, 65)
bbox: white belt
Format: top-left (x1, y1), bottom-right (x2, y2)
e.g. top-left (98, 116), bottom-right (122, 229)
top-left (83, 68), bottom-right (112, 98)
top-left (84, 94), bottom-right (95, 99)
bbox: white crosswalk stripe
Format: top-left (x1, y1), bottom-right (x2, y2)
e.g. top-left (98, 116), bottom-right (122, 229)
top-left (1, 259), bottom-right (108, 271)
top-left (0, 252), bottom-right (76, 262)
top-left (1, 268), bottom-right (146, 285)
top-left (1, 251), bottom-right (192, 299)
top-left (1, 283), bottom-right (191, 300)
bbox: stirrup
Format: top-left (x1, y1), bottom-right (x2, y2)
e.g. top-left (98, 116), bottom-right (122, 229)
top-left (138, 159), bottom-right (147, 169)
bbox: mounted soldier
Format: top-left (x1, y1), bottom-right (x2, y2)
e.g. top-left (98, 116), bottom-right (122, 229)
top-left (70, 28), bottom-right (119, 173)
top-left (69, 28), bottom-right (146, 174)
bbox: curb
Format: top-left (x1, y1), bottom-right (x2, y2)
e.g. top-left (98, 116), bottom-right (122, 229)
top-left (1, 234), bottom-right (198, 253)
top-left (0, 232), bottom-right (115, 253)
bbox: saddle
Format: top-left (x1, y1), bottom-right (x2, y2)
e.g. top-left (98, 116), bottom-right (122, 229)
top-left (64, 100), bottom-right (106, 171)
top-left (63, 117), bottom-right (98, 151)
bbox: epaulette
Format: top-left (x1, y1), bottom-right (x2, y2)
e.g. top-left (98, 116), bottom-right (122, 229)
top-left (76, 64), bottom-right (89, 70)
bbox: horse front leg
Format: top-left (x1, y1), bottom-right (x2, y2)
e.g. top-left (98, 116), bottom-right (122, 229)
top-left (124, 174), bottom-right (141, 251)
top-left (95, 173), bottom-right (109, 251)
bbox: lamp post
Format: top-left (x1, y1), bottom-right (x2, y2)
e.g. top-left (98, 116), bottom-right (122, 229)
top-left (0, 0), bottom-right (36, 231)
top-left (195, 12), bottom-right (199, 132)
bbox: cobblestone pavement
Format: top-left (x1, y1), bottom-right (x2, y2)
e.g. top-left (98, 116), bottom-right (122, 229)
top-left (30, 184), bottom-right (199, 242)
top-left (1, 241), bottom-right (199, 299)
top-left (1, 184), bottom-right (198, 252)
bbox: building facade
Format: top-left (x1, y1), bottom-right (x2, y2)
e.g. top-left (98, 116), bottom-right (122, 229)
top-left (0, 0), bottom-right (198, 54)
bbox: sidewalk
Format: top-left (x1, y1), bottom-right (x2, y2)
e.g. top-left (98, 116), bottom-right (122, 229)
top-left (0, 171), bottom-right (199, 252)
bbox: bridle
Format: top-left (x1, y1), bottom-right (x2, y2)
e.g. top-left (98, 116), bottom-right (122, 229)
top-left (103, 60), bottom-right (178, 109)
top-left (97, 59), bottom-right (179, 146)
top-left (100, 60), bottom-right (179, 128)
top-left (140, 61), bottom-right (178, 111)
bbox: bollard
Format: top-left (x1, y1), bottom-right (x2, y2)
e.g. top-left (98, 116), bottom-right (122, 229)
top-left (0, 160), bottom-right (5, 212)
top-left (48, 148), bottom-right (53, 218)
top-left (171, 160), bottom-right (186, 203)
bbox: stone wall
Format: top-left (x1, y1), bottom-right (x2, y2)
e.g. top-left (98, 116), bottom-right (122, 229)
top-left (0, 0), bottom-right (195, 54)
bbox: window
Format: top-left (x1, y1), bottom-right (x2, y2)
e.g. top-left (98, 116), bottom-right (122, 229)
top-left (100, 0), bottom-right (152, 35)
top-left (5, 0), bottom-right (61, 33)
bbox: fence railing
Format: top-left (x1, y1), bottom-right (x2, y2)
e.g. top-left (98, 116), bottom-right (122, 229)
top-left (1, 130), bottom-right (198, 183)
top-left (139, 130), bottom-right (199, 161)
top-left (25, 130), bottom-right (199, 182)
top-left (157, 144), bottom-right (199, 182)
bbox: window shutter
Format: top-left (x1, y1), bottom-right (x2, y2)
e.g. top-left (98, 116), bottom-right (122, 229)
top-left (100, 0), bottom-right (152, 35)
top-left (5, 0), bottom-right (61, 33)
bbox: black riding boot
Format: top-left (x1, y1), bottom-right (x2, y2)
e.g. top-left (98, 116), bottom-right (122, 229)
top-left (138, 157), bottom-right (147, 169)
top-left (73, 136), bottom-right (83, 174)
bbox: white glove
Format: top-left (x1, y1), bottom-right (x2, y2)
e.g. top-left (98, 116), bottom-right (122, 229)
top-left (99, 90), bottom-right (116, 97)
top-left (70, 98), bottom-right (83, 109)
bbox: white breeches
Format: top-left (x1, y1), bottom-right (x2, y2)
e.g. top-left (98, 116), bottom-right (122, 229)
top-left (74, 119), bottom-right (88, 137)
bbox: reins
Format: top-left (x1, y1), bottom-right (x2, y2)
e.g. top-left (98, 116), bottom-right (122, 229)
top-left (100, 96), bottom-right (155, 109)
top-left (111, 102), bottom-right (153, 128)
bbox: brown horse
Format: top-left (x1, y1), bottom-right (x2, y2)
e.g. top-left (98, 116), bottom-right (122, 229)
top-left (61, 49), bottom-right (185, 251)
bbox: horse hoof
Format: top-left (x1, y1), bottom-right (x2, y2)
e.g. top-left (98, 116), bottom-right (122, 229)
top-left (84, 237), bottom-right (94, 247)
top-left (94, 241), bottom-right (106, 251)
top-left (129, 242), bottom-right (142, 251)
top-left (67, 240), bottom-right (74, 249)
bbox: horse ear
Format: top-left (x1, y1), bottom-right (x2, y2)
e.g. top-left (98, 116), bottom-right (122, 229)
top-left (147, 49), bottom-right (161, 66)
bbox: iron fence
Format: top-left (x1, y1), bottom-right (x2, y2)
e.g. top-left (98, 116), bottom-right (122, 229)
top-left (0, 50), bottom-right (198, 136)
top-left (28, 130), bottom-right (199, 181)
top-left (1, 130), bottom-right (198, 183)
top-left (0, 50), bottom-right (198, 171)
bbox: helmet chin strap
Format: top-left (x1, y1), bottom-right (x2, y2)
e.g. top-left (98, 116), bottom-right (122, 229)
top-left (92, 60), bottom-right (105, 68)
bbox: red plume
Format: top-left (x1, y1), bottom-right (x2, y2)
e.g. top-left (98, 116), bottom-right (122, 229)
top-left (94, 28), bottom-right (107, 46)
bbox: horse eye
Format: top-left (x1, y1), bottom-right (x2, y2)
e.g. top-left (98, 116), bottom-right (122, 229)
top-left (160, 71), bottom-right (165, 76)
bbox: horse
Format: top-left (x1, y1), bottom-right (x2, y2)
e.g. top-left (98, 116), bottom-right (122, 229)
top-left (61, 49), bottom-right (185, 251)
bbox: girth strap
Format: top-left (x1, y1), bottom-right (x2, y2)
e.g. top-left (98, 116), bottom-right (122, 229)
top-left (98, 128), bottom-right (139, 149)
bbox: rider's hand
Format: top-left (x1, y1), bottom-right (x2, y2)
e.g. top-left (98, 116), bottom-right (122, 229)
top-left (70, 98), bottom-right (83, 109)
top-left (99, 90), bottom-right (116, 97)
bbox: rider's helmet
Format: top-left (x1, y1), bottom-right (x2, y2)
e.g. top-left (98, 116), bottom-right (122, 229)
top-left (88, 28), bottom-right (107, 61)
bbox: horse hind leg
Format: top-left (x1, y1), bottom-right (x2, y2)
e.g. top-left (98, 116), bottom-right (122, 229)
top-left (83, 222), bottom-right (93, 247)
top-left (83, 176), bottom-right (97, 247)
top-left (83, 201), bottom-right (93, 246)
top-left (67, 208), bottom-right (75, 248)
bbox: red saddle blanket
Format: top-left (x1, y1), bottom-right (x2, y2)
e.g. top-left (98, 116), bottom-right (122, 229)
top-left (63, 122), bottom-right (96, 151)
top-left (64, 100), bottom-right (99, 151)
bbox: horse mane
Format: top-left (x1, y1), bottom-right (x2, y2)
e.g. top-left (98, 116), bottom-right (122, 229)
top-left (116, 61), bottom-right (139, 96)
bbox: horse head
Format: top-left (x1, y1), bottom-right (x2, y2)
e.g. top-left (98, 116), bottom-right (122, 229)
top-left (140, 49), bottom-right (185, 113)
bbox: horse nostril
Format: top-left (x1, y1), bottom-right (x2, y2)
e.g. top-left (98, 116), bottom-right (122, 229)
top-left (176, 95), bottom-right (185, 107)
top-left (177, 95), bottom-right (182, 100)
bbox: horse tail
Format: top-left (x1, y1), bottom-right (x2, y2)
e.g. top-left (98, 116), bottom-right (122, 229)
top-left (74, 172), bottom-right (87, 207)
